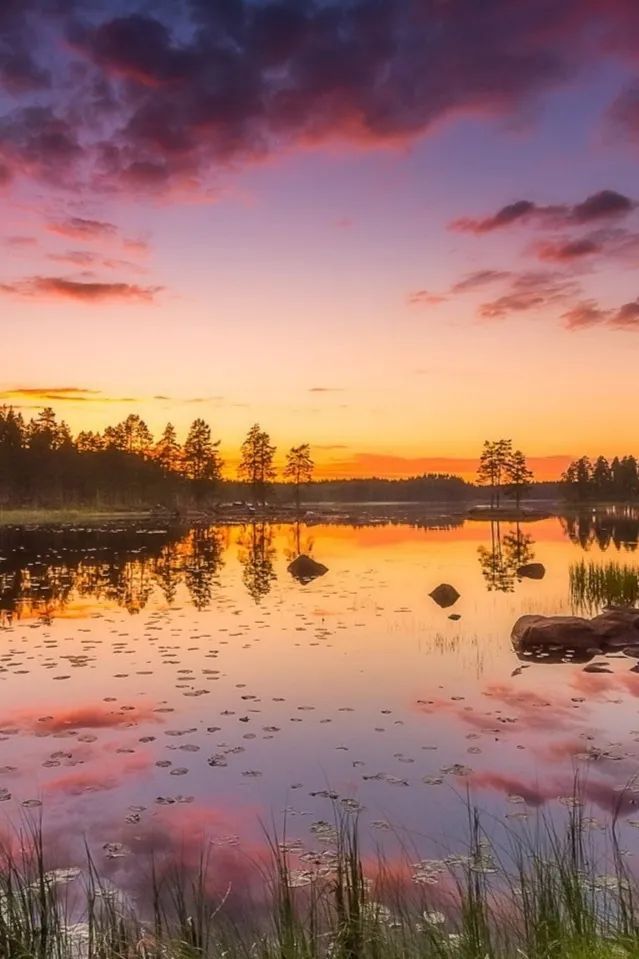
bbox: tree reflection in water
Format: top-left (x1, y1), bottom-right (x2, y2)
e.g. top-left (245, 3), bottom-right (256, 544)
top-left (236, 521), bottom-right (276, 603)
top-left (477, 521), bottom-right (535, 592)
top-left (0, 524), bottom-right (225, 623)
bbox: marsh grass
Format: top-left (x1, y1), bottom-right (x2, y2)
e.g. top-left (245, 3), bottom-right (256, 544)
top-left (569, 559), bottom-right (639, 613)
top-left (1, 805), bottom-right (639, 958)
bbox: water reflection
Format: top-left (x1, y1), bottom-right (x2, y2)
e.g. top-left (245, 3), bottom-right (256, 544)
top-left (477, 521), bottom-right (536, 592)
top-left (237, 521), bottom-right (277, 603)
top-left (1, 511), bottom-right (638, 625)
top-left (561, 507), bottom-right (639, 552)
top-left (0, 511), bottom-right (639, 907)
top-left (0, 524), bottom-right (225, 623)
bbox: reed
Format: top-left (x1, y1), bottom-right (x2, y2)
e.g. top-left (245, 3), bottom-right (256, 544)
top-left (0, 804), bottom-right (638, 958)
top-left (569, 559), bottom-right (639, 613)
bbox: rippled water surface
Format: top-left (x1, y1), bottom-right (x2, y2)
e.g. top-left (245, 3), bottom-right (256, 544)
top-left (1, 510), bottom-right (638, 898)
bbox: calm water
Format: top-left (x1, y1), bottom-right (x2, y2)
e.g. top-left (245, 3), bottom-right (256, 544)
top-left (0, 510), bottom-right (638, 900)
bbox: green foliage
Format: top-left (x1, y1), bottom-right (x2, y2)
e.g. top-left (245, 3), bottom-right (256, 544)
top-left (1, 806), bottom-right (639, 958)
top-left (569, 559), bottom-right (639, 613)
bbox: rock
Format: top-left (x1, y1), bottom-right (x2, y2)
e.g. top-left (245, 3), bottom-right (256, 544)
top-left (287, 554), bottom-right (329, 584)
top-left (516, 562), bottom-right (546, 579)
top-left (512, 608), bottom-right (639, 662)
top-left (429, 584), bottom-right (460, 608)
top-left (590, 609), bottom-right (639, 647)
top-left (448, 613), bottom-right (461, 621)
top-left (582, 663), bottom-right (613, 674)
top-left (512, 614), bottom-right (598, 652)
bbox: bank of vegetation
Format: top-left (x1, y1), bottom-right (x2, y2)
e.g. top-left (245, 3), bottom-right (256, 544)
top-left (0, 805), bottom-right (638, 958)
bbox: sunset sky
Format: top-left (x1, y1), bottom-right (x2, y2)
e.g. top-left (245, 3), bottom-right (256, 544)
top-left (2, 0), bottom-right (639, 479)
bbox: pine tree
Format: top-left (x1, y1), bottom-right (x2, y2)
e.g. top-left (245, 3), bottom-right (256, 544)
top-left (505, 449), bottom-right (534, 510)
top-left (182, 419), bottom-right (221, 482)
top-left (238, 424), bottom-right (276, 505)
top-left (284, 444), bottom-right (314, 510)
top-left (477, 439), bottom-right (513, 508)
top-left (154, 423), bottom-right (181, 473)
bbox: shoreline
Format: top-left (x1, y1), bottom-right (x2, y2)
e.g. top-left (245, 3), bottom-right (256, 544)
top-left (0, 499), bottom-right (632, 528)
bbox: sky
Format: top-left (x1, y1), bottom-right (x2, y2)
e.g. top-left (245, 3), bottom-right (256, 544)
top-left (2, 0), bottom-right (639, 480)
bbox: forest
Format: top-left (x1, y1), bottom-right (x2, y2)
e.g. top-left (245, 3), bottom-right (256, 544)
top-left (1, 407), bottom-right (632, 510)
top-left (0, 406), bottom-right (472, 509)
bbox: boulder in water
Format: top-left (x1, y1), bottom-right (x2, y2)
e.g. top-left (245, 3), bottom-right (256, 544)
top-left (429, 584), bottom-right (460, 608)
top-left (512, 608), bottom-right (639, 662)
top-left (288, 554), bottom-right (328, 584)
top-left (590, 608), bottom-right (639, 646)
top-left (512, 614), bottom-right (597, 652)
top-left (516, 563), bottom-right (546, 579)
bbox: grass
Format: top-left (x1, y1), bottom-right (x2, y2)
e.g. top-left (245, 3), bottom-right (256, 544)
top-left (0, 508), bottom-right (158, 527)
top-left (569, 559), bottom-right (639, 613)
top-left (1, 803), bottom-right (639, 958)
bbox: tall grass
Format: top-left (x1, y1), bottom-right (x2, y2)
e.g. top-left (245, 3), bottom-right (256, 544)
top-left (0, 806), bottom-right (638, 957)
top-left (569, 559), bottom-right (639, 613)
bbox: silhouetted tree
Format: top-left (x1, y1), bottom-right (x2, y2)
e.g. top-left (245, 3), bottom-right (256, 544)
top-left (104, 414), bottom-right (153, 455)
top-left (592, 456), bottom-right (612, 495)
top-left (477, 439), bottom-right (513, 508)
top-left (154, 422), bottom-right (181, 473)
top-left (505, 449), bottom-right (534, 509)
top-left (562, 455), bottom-right (639, 501)
top-left (284, 444), bottom-right (314, 510)
top-left (76, 430), bottom-right (104, 452)
top-left (182, 419), bottom-right (222, 483)
top-left (238, 424), bottom-right (276, 505)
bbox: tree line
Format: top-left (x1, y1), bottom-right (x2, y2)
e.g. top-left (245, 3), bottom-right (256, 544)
top-left (562, 455), bottom-right (639, 501)
top-left (0, 406), bottom-right (314, 509)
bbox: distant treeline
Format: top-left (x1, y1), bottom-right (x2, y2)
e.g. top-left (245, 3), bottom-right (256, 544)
top-left (562, 455), bottom-right (639, 501)
top-left (0, 405), bottom-right (587, 510)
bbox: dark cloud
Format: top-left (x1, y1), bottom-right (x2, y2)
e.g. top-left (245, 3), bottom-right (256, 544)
top-left (478, 271), bottom-right (579, 320)
top-left (452, 190), bottom-right (636, 235)
top-left (571, 189), bottom-right (635, 223)
top-left (5, 234), bottom-right (37, 246)
top-left (609, 84), bottom-right (639, 143)
top-left (0, 106), bottom-right (81, 186)
top-left (450, 269), bottom-right (511, 293)
top-left (451, 200), bottom-right (538, 234)
top-left (562, 297), bottom-right (639, 330)
top-left (0, 276), bottom-right (161, 302)
top-left (534, 236), bottom-right (602, 262)
top-left (46, 217), bottom-right (118, 239)
top-left (47, 250), bottom-right (99, 266)
top-left (407, 289), bottom-right (447, 306)
top-left (1, 1), bottom-right (638, 195)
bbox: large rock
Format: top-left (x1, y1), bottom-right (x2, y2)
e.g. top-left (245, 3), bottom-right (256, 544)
top-left (287, 554), bottom-right (328, 584)
top-left (516, 563), bottom-right (546, 580)
top-left (429, 584), bottom-right (460, 608)
top-left (512, 614), bottom-right (597, 651)
top-left (590, 609), bottom-right (639, 647)
top-left (512, 608), bottom-right (639, 661)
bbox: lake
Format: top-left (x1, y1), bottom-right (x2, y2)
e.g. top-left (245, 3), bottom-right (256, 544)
top-left (0, 509), bottom-right (638, 904)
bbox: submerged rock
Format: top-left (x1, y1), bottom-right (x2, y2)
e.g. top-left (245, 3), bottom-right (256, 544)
top-left (516, 562), bottom-right (546, 580)
top-left (429, 584), bottom-right (460, 608)
top-left (287, 554), bottom-right (329, 584)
